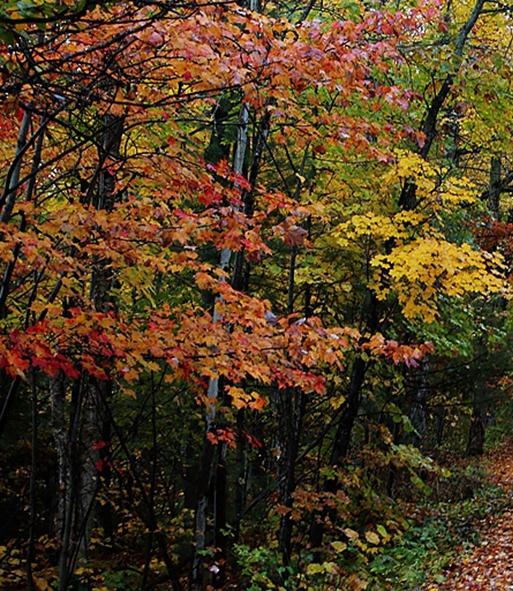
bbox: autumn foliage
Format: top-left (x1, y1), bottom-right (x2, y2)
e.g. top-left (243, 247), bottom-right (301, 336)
top-left (1, 0), bottom-right (513, 588)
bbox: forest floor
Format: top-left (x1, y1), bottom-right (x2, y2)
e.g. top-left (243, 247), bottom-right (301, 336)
top-left (424, 438), bottom-right (513, 590)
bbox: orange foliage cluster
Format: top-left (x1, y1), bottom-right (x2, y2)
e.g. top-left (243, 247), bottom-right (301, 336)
top-left (0, 0), bottom-right (439, 406)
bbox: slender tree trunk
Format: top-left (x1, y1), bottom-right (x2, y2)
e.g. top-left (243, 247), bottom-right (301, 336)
top-left (56, 376), bottom-right (84, 591)
top-left (0, 109), bottom-right (31, 225)
top-left (309, 355), bottom-right (367, 548)
top-left (488, 156), bottom-right (501, 222)
top-left (408, 365), bottom-right (430, 449)
top-left (141, 383), bottom-right (158, 591)
top-left (278, 387), bottom-right (305, 566)
top-left (331, 356), bottom-right (368, 464)
top-left (51, 371), bottom-right (69, 546)
top-left (0, 112), bottom-right (47, 438)
top-left (191, 102), bottom-right (250, 591)
top-left (233, 408), bottom-right (247, 544)
top-left (52, 363), bottom-right (103, 587)
top-left (467, 394), bottom-right (487, 456)
top-left (191, 436), bottom-right (216, 590)
top-left (465, 157), bottom-right (504, 457)
top-left (52, 114), bottom-right (124, 590)
top-left (26, 369), bottom-right (38, 591)
top-left (212, 438), bottom-right (228, 588)
top-left (310, 289), bottom-right (378, 549)
top-left (75, 386), bottom-right (101, 559)
top-left (435, 405), bottom-right (446, 446)
top-left (277, 243), bottom-right (306, 566)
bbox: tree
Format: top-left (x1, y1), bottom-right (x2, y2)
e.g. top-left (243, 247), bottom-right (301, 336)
top-left (0, 0), bottom-right (512, 589)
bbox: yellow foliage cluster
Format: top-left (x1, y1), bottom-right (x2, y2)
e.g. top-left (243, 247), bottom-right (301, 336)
top-left (332, 151), bottom-right (506, 323)
top-left (373, 239), bottom-right (506, 322)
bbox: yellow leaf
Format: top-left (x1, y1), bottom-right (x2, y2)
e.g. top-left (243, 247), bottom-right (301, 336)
top-left (331, 540), bottom-right (347, 552)
top-left (306, 563), bottom-right (324, 575)
top-left (365, 531), bottom-right (380, 545)
top-left (343, 528), bottom-right (359, 539)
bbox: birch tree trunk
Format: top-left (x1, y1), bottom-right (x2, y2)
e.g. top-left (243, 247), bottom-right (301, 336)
top-left (191, 102), bottom-right (250, 591)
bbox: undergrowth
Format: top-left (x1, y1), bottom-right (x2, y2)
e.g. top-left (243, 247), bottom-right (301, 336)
top-left (367, 463), bottom-right (512, 590)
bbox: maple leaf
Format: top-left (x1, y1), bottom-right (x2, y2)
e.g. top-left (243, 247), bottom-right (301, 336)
top-left (284, 225), bottom-right (308, 247)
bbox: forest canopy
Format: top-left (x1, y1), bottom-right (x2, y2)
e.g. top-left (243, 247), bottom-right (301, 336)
top-left (1, 0), bottom-right (513, 589)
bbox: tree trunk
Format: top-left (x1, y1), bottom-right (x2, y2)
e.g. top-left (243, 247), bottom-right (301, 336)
top-left (467, 405), bottom-right (486, 456)
top-left (435, 405), bottom-right (446, 447)
top-left (52, 113), bottom-right (124, 590)
top-left (408, 366), bottom-right (429, 449)
top-left (190, 437), bottom-right (216, 590)
top-left (310, 289), bottom-right (378, 549)
top-left (277, 387), bottom-right (305, 566)
top-left (488, 156), bottom-right (501, 221)
top-left (191, 101), bottom-right (250, 591)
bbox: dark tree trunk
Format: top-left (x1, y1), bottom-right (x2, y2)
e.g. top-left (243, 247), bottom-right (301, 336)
top-left (488, 156), bottom-right (501, 222)
top-left (309, 354), bottom-right (367, 549)
top-left (190, 435), bottom-right (215, 591)
top-left (435, 405), bottom-right (446, 447)
top-left (278, 387), bottom-right (305, 566)
top-left (408, 366), bottom-right (430, 449)
top-left (467, 403), bottom-right (487, 456)
top-left (212, 441), bottom-right (228, 589)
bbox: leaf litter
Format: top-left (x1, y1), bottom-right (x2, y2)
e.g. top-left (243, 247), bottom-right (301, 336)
top-left (425, 439), bottom-right (513, 590)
